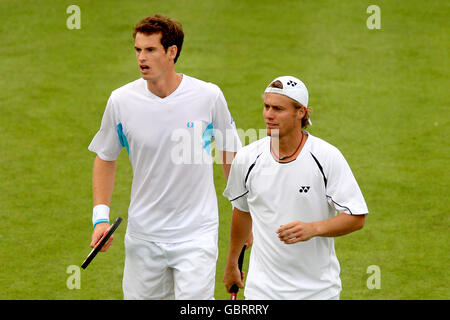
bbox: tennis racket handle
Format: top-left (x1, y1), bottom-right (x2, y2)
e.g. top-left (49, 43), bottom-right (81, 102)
top-left (229, 245), bottom-right (246, 299)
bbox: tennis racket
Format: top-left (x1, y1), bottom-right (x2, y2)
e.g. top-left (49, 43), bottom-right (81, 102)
top-left (230, 245), bottom-right (246, 300)
top-left (81, 217), bottom-right (122, 269)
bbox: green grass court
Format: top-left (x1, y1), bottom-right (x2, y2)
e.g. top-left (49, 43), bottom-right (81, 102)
top-left (0, 0), bottom-right (448, 300)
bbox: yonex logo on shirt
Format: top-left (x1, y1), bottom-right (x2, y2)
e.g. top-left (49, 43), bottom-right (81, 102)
top-left (187, 121), bottom-right (194, 128)
top-left (299, 186), bottom-right (310, 193)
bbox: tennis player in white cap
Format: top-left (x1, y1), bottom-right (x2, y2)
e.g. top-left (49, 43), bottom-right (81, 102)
top-left (222, 76), bottom-right (369, 299)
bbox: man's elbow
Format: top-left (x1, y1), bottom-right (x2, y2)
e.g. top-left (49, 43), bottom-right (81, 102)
top-left (353, 214), bottom-right (366, 231)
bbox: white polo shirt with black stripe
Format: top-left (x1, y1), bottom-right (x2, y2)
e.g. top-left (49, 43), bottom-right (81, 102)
top-left (89, 74), bottom-right (242, 243)
top-left (223, 133), bottom-right (368, 299)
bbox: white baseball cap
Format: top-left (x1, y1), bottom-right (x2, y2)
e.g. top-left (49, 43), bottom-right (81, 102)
top-left (264, 76), bottom-right (309, 107)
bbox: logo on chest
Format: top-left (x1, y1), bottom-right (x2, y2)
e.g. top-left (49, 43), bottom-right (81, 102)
top-left (299, 186), bottom-right (310, 193)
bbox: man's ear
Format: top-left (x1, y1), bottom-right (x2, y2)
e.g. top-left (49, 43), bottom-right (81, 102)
top-left (297, 105), bottom-right (306, 120)
top-left (168, 45), bottom-right (178, 61)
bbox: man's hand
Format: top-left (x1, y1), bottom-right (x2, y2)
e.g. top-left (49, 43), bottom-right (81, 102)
top-left (277, 214), bottom-right (366, 244)
top-left (277, 220), bottom-right (317, 244)
top-left (223, 263), bottom-right (245, 293)
top-left (90, 222), bottom-right (114, 251)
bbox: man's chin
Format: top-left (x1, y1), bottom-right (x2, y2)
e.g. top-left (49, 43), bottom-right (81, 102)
top-left (266, 128), bottom-right (279, 137)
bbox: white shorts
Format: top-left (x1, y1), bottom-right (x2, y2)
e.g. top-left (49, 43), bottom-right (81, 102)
top-left (122, 232), bottom-right (218, 300)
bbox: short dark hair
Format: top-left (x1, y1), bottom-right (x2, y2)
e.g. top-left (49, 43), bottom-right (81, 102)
top-left (133, 14), bottom-right (184, 63)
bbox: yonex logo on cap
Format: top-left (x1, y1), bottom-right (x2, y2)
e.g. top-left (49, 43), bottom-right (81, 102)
top-left (264, 76), bottom-right (309, 109)
top-left (299, 186), bottom-right (310, 193)
top-left (287, 80), bottom-right (297, 87)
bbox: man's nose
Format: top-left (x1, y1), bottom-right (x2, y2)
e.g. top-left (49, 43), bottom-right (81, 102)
top-left (137, 51), bottom-right (146, 61)
top-left (264, 107), bottom-right (274, 119)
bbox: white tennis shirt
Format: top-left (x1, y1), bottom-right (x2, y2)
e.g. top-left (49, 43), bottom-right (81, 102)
top-left (89, 75), bottom-right (242, 242)
top-left (223, 133), bottom-right (368, 299)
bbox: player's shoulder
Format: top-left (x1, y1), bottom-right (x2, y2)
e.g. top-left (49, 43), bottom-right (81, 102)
top-left (307, 133), bottom-right (345, 162)
top-left (182, 74), bottom-right (222, 96)
top-left (233, 136), bottom-right (269, 165)
top-left (110, 78), bottom-right (145, 98)
top-left (308, 134), bottom-right (338, 152)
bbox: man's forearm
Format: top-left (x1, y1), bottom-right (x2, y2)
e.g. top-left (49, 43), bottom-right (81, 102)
top-left (221, 151), bottom-right (236, 181)
top-left (93, 156), bottom-right (117, 206)
top-left (277, 213), bottom-right (366, 244)
top-left (227, 208), bottom-right (252, 266)
top-left (312, 213), bottom-right (365, 238)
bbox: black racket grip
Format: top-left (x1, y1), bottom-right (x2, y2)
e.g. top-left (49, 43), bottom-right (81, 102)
top-left (81, 217), bottom-right (122, 269)
top-left (230, 245), bottom-right (247, 293)
top-left (229, 284), bottom-right (239, 294)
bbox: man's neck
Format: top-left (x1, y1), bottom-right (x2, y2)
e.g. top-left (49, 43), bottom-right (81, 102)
top-left (147, 72), bottom-right (183, 98)
top-left (271, 130), bottom-right (306, 161)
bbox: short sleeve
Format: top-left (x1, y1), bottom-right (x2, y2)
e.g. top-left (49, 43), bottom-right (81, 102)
top-left (223, 151), bottom-right (250, 212)
top-left (211, 88), bottom-right (242, 152)
top-left (325, 149), bottom-right (369, 215)
top-left (88, 95), bottom-right (122, 161)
